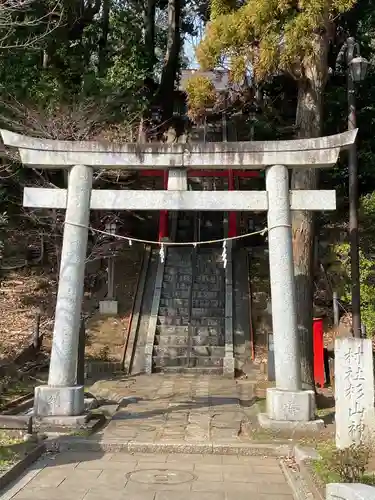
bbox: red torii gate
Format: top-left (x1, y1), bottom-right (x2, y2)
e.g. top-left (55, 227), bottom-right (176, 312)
top-left (139, 169), bottom-right (260, 240)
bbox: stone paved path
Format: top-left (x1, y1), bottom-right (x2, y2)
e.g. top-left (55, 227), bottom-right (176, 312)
top-left (4, 451), bottom-right (294, 500)
top-left (91, 374), bottom-right (262, 445)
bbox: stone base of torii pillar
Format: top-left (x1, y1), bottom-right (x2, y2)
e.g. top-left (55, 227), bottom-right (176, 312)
top-left (258, 389), bottom-right (323, 431)
top-left (257, 165), bottom-right (323, 431)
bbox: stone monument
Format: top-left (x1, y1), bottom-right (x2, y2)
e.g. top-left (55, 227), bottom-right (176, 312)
top-left (335, 337), bottom-right (375, 448)
top-left (0, 128), bottom-right (357, 426)
top-left (327, 483), bottom-right (375, 500)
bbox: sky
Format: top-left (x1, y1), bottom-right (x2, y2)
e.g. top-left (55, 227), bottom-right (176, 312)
top-left (184, 37), bottom-right (199, 68)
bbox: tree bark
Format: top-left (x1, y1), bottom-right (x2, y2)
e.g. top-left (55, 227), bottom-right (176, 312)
top-left (144, 0), bottom-right (156, 71)
top-left (291, 41), bottom-right (327, 389)
top-left (138, 0), bottom-right (156, 142)
top-left (158, 0), bottom-right (182, 126)
top-left (98, 0), bottom-right (111, 76)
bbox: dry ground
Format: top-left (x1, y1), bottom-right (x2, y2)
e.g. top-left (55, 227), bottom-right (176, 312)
top-left (0, 245), bottom-right (141, 364)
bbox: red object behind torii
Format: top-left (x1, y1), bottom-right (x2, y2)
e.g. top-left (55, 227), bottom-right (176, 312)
top-left (141, 169), bottom-right (260, 241)
top-left (313, 318), bottom-right (325, 388)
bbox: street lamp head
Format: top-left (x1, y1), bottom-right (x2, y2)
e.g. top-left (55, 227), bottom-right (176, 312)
top-left (349, 56), bottom-right (369, 82)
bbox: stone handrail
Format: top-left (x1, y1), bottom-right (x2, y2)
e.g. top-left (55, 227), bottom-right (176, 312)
top-left (223, 240), bottom-right (234, 376)
top-left (326, 483), bottom-right (375, 499)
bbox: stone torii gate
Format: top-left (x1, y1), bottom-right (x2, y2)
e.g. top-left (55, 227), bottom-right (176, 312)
top-left (1, 128), bottom-right (356, 429)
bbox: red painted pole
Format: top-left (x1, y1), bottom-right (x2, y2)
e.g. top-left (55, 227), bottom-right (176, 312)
top-left (313, 317), bottom-right (325, 388)
top-left (228, 169), bottom-right (237, 237)
top-left (158, 171), bottom-right (168, 241)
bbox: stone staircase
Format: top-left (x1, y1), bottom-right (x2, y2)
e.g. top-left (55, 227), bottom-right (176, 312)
top-left (153, 247), bottom-right (226, 373)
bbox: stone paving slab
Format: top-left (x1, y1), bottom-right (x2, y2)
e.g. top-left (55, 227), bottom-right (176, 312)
top-left (90, 374), bottom-right (262, 446)
top-left (4, 451), bottom-right (294, 500)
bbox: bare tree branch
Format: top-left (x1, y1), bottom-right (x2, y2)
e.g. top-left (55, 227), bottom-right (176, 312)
top-left (0, 0), bottom-right (63, 49)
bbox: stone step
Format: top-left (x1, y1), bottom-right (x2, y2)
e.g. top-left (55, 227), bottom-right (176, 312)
top-left (153, 356), bottom-right (224, 368)
top-left (191, 317), bottom-right (224, 327)
top-left (166, 252), bottom-right (191, 258)
top-left (155, 334), bottom-right (224, 346)
top-left (164, 261), bottom-right (191, 269)
top-left (191, 307), bottom-right (224, 317)
top-left (194, 326), bottom-right (224, 336)
top-left (162, 274), bottom-right (192, 284)
top-left (192, 291), bottom-right (223, 299)
top-left (155, 334), bottom-right (189, 345)
top-left (164, 266), bottom-right (192, 275)
top-left (164, 258), bottom-right (190, 264)
top-left (154, 366), bottom-right (222, 375)
top-left (194, 274), bottom-right (223, 281)
top-left (195, 275), bottom-right (223, 284)
top-left (158, 316), bottom-right (189, 326)
top-left (157, 315), bottom-right (225, 326)
top-left (196, 261), bottom-right (222, 268)
top-left (156, 326), bottom-right (223, 336)
top-left (156, 326), bottom-right (189, 335)
top-left (159, 298), bottom-right (189, 307)
top-left (163, 268), bottom-right (224, 284)
top-left (194, 270), bottom-right (223, 277)
top-left (153, 346), bottom-right (224, 357)
top-left (194, 264), bottom-right (222, 270)
top-left (197, 250), bottom-right (221, 257)
top-left (168, 247), bottom-right (191, 254)
top-left (192, 334), bottom-right (224, 346)
top-left (162, 284), bottom-right (223, 292)
top-left (158, 306), bottom-right (189, 316)
top-left (159, 298), bottom-right (224, 308)
top-left (161, 290), bottom-right (190, 300)
top-left (192, 299), bottom-right (224, 308)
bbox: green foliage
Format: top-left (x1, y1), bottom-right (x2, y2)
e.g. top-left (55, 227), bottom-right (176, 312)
top-left (329, 445), bottom-right (370, 483)
top-left (335, 242), bottom-right (375, 336)
top-left (105, 6), bottom-right (149, 96)
top-left (186, 0), bottom-right (359, 117)
top-left (184, 74), bottom-right (217, 120)
top-left (333, 192), bottom-right (375, 336)
top-left (210, 0), bottom-right (237, 19)
top-left (0, 0), bottom-right (183, 126)
top-left (313, 443), bottom-right (375, 486)
top-left (198, 0), bottom-right (357, 78)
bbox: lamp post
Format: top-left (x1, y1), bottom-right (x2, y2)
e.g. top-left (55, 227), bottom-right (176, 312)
top-left (105, 220), bottom-right (117, 300)
top-left (346, 37), bottom-right (369, 337)
top-left (99, 218), bottom-right (119, 316)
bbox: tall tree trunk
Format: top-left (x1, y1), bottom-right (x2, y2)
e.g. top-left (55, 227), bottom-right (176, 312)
top-left (158, 0), bottom-right (182, 127)
top-left (144, 0), bottom-right (156, 72)
top-left (291, 35), bottom-right (328, 389)
top-left (138, 0), bottom-right (156, 142)
top-left (98, 0), bottom-right (111, 76)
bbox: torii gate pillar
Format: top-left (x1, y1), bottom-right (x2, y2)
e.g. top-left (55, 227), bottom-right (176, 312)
top-left (35, 165), bottom-right (92, 416)
top-left (261, 165), bottom-right (316, 428)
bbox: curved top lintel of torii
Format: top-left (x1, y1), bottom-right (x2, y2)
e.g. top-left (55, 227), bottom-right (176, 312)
top-left (0, 128), bottom-right (357, 170)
